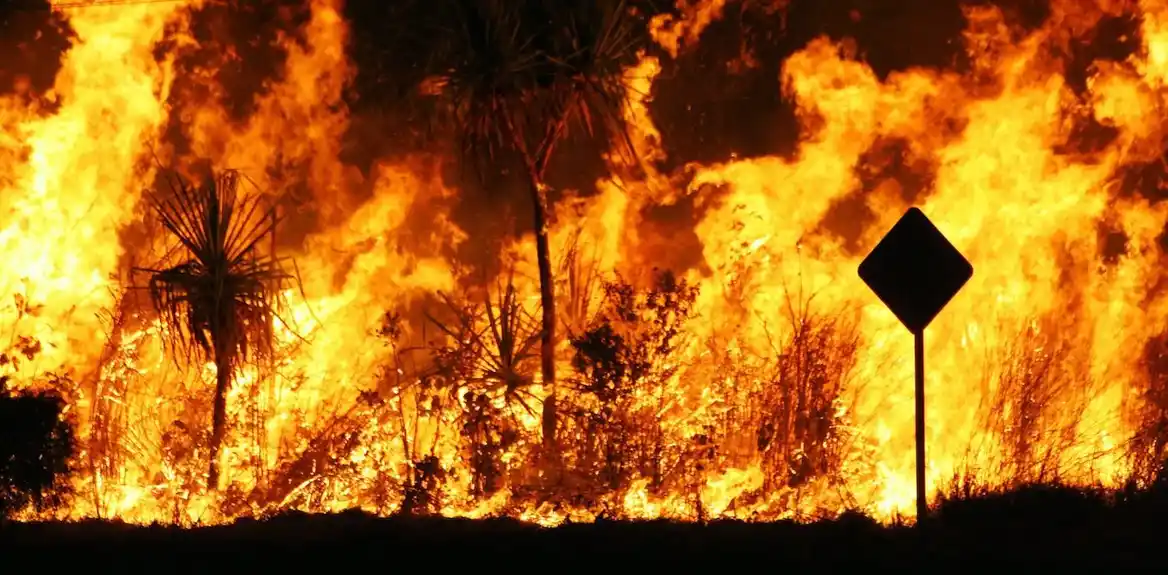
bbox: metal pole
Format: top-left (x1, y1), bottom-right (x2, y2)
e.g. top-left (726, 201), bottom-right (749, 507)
top-left (914, 329), bottom-right (927, 525)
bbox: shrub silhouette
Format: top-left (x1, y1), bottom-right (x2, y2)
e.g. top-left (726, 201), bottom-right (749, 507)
top-left (0, 378), bottom-right (76, 519)
top-left (567, 269), bottom-right (699, 492)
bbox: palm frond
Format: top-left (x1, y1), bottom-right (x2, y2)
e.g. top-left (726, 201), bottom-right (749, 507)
top-left (426, 0), bottom-right (536, 170)
top-left (423, 0), bottom-right (649, 181)
top-left (557, 228), bottom-right (605, 338)
top-left (137, 169), bottom-right (289, 374)
top-left (135, 167), bottom-right (293, 488)
top-left (425, 276), bottom-right (541, 403)
top-left (545, 0), bottom-right (643, 161)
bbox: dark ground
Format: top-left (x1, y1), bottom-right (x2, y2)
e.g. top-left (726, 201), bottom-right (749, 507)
top-left (2, 485), bottom-right (1167, 572)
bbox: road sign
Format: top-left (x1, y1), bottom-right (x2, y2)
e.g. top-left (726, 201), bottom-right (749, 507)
top-left (857, 206), bottom-right (973, 525)
top-left (858, 207), bottom-right (973, 334)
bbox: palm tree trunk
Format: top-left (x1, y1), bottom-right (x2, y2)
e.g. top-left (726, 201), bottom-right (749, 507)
top-left (530, 179), bottom-right (559, 457)
top-left (208, 341), bottom-right (231, 490)
top-left (508, 109), bottom-right (568, 468)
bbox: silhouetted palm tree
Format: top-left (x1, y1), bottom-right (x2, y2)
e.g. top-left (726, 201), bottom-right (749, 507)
top-left (422, 0), bottom-right (644, 455)
top-left (138, 169), bottom-right (287, 489)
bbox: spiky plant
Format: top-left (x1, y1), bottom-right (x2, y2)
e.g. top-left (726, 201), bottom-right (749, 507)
top-left (137, 169), bottom-right (287, 490)
top-left (421, 0), bottom-right (647, 455)
top-left (558, 228), bottom-right (605, 340)
top-left (427, 276), bottom-right (543, 417)
top-left (425, 276), bottom-right (543, 495)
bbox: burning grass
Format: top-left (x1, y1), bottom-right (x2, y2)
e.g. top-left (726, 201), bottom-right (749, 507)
top-left (8, 257), bottom-right (1167, 525)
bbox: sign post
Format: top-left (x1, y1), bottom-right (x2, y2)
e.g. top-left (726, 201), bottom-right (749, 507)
top-left (858, 207), bottom-right (972, 525)
top-left (914, 329), bottom-right (925, 524)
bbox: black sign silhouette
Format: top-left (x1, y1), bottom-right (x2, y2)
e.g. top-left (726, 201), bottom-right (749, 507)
top-left (857, 206), bottom-right (973, 525)
top-left (858, 207), bottom-right (973, 334)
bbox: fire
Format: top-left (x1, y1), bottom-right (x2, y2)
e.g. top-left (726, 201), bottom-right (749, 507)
top-left (3, 0), bottom-right (1168, 526)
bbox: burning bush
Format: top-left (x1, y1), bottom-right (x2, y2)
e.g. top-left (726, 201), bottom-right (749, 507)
top-left (424, 276), bottom-right (541, 500)
top-left (0, 378), bottom-right (77, 519)
top-left (564, 269), bottom-right (699, 497)
top-left (1130, 332), bottom-right (1168, 486)
top-left (975, 318), bottom-right (1095, 485)
top-left (696, 300), bottom-right (864, 513)
top-left (754, 306), bottom-right (860, 490)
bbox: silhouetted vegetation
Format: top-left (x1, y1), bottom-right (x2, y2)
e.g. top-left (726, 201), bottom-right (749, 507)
top-left (971, 316), bottom-right (1098, 484)
top-left (0, 379), bottom-right (76, 520)
top-left (563, 270), bottom-right (698, 495)
top-left (136, 169), bottom-right (289, 490)
top-left (7, 481), bottom-right (1168, 568)
top-left (419, 0), bottom-right (652, 458)
top-left (1132, 331), bottom-right (1168, 484)
top-left (426, 276), bottom-right (541, 498)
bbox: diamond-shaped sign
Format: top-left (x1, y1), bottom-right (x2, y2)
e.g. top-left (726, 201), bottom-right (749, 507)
top-left (858, 207), bottom-right (973, 334)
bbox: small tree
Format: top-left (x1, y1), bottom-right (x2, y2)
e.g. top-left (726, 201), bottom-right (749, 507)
top-left (421, 0), bottom-right (646, 454)
top-left (0, 378), bottom-right (76, 519)
top-left (137, 169), bottom-right (288, 489)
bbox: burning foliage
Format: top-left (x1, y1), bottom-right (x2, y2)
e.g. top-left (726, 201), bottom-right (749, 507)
top-left (563, 270), bottom-right (698, 496)
top-left (424, 278), bottom-right (540, 499)
top-left (136, 168), bottom-right (290, 490)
